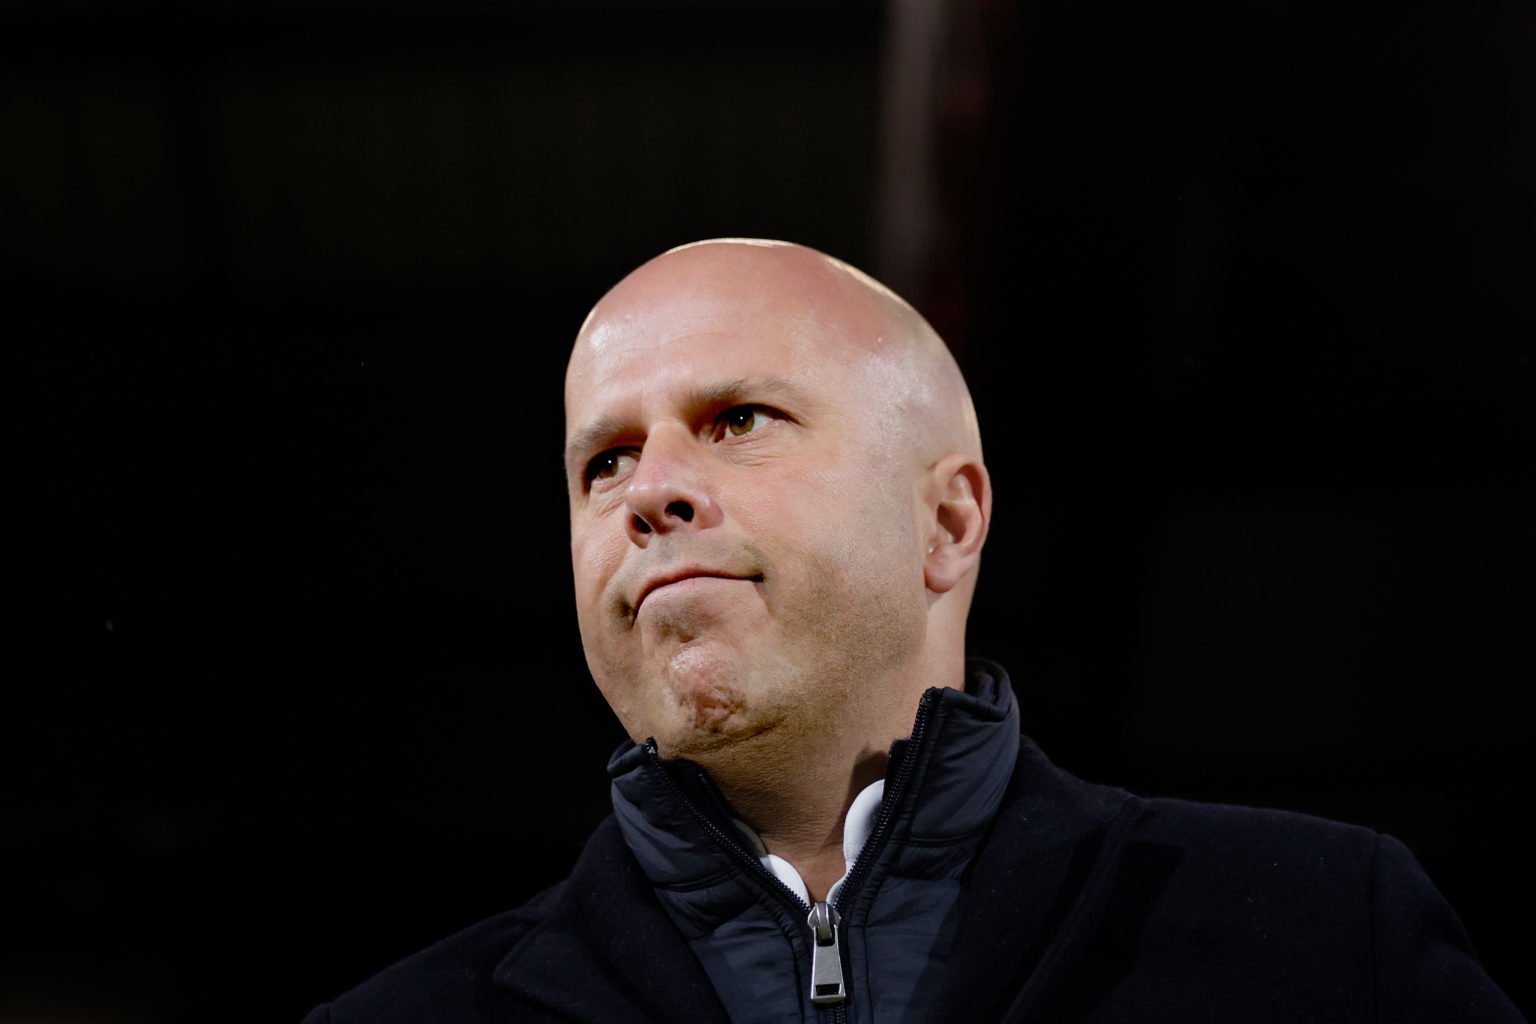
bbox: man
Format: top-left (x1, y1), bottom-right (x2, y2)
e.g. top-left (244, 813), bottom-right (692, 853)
top-left (306, 240), bottom-right (1522, 1022)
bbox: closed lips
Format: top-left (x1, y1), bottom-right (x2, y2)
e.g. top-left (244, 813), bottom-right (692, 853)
top-left (636, 571), bottom-right (760, 611)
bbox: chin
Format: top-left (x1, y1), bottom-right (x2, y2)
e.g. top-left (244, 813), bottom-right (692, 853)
top-left (635, 645), bottom-right (770, 757)
top-left (666, 646), bottom-right (749, 727)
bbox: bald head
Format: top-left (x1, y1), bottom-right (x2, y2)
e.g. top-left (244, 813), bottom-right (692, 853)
top-left (568, 239), bottom-right (981, 472)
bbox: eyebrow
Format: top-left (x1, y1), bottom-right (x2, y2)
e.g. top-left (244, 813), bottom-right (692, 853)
top-left (563, 376), bottom-right (810, 473)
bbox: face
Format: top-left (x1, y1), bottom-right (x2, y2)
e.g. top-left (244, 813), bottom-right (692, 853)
top-left (564, 246), bottom-right (933, 763)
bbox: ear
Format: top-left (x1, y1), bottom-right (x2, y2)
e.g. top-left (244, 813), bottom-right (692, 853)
top-left (923, 453), bottom-right (991, 594)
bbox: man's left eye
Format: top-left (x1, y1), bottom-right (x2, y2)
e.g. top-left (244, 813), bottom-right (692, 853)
top-left (719, 406), bottom-right (768, 437)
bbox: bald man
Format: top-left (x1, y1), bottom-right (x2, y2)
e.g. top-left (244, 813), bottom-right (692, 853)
top-left (306, 242), bottom-right (1520, 1023)
top-left (565, 238), bottom-right (990, 906)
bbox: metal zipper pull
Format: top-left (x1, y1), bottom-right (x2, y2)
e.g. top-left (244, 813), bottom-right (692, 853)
top-left (807, 901), bottom-right (846, 1005)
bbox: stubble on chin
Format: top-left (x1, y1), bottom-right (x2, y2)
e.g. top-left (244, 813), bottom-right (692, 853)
top-left (654, 640), bottom-right (759, 750)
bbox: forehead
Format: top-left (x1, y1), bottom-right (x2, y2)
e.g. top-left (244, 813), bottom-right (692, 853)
top-left (565, 248), bottom-right (888, 423)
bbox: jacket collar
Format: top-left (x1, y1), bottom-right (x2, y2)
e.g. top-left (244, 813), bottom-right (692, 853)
top-left (491, 662), bottom-right (1140, 1023)
top-left (606, 658), bottom-right (1023, 905)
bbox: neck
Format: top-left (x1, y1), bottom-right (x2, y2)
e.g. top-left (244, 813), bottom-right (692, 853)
top-left (680, 648), bottom-right (966, 900)
top-left (720, 748), bottom-right (888, 902)
top-left (693, 667), bottom-right (940, 900)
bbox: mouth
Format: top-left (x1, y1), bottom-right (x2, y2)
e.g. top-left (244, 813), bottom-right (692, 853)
top-left (633, 569), bottom-right (763, 616)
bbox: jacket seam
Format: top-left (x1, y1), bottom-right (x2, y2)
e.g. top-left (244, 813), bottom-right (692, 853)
top-left (653, 867), bottom-right (738, 893)
top-left (900, 820), bottom-right (992, 848)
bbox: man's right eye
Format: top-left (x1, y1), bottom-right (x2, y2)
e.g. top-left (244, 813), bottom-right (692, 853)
top-left (584, 450), bottom-right (637, 486)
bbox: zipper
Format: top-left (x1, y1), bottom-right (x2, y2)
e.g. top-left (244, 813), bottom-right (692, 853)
top-left (831, 688), bottom-right (939, 921)
top-left (808, 901), bottom-right (845, 1004)
top-left (642, 687), bottom-right (940, 1020)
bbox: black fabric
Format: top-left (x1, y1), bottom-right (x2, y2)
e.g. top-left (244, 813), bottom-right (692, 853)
top-left (305, 670), bottom-right (1523, 1023)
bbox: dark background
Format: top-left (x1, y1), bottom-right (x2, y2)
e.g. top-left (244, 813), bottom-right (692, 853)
top-left (4, 1), bottom-right (1532, 1020)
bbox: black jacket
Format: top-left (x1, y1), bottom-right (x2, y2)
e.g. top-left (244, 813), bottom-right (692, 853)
top-left (306, 689), bottom-right (1521, 1022)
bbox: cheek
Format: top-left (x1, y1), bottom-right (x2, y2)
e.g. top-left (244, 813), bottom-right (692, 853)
top-left (804, 462), bottom-right (922, 552)
top-left (736, 470), bottom-right (920, 589)
top-left (571, 523), bottom-right (628, 598)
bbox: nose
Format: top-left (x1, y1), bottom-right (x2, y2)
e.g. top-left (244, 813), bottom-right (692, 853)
top-left (624, 431), bottom-right (721, 543)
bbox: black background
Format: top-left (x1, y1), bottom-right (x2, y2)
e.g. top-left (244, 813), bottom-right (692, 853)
top-left (4, 1), bottom-right (1532, 1021)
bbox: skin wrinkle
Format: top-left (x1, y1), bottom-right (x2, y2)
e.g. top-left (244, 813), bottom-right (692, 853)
top-left (565, 238), bottom-right (990, 900)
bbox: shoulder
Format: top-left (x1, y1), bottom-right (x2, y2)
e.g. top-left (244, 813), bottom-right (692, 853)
top-left (1101, 794), bottom-right (1519, 1020)
top-left (1133, 793), bottom-right (1383, 884)
top-left (305, 882), bottom-right (566, 1024)
top-left (1110, 794), bottom-right (1389, 955)
top-left (1007, 768), bottom-right (1522, 1019)
top-left (301, 817), bottom-right (642, 1024)
top-left (303, 814), bottom-right (721, 1024)
top-left (1002, 735), bottom-right (1383, 877)
top-left (1121, 794), bottom-right (1482, 922)
top-left (1001, 747), bottom-right (1391, 932)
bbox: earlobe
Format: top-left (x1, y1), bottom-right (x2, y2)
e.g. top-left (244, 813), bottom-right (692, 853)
top-left (923, 455), bottom-right (991, 594)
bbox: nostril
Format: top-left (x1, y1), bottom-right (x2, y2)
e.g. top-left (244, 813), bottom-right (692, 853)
top-left (665, 500), bottom-right (694, 523)
top-left (632, 514), bottom-right (653, 535)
